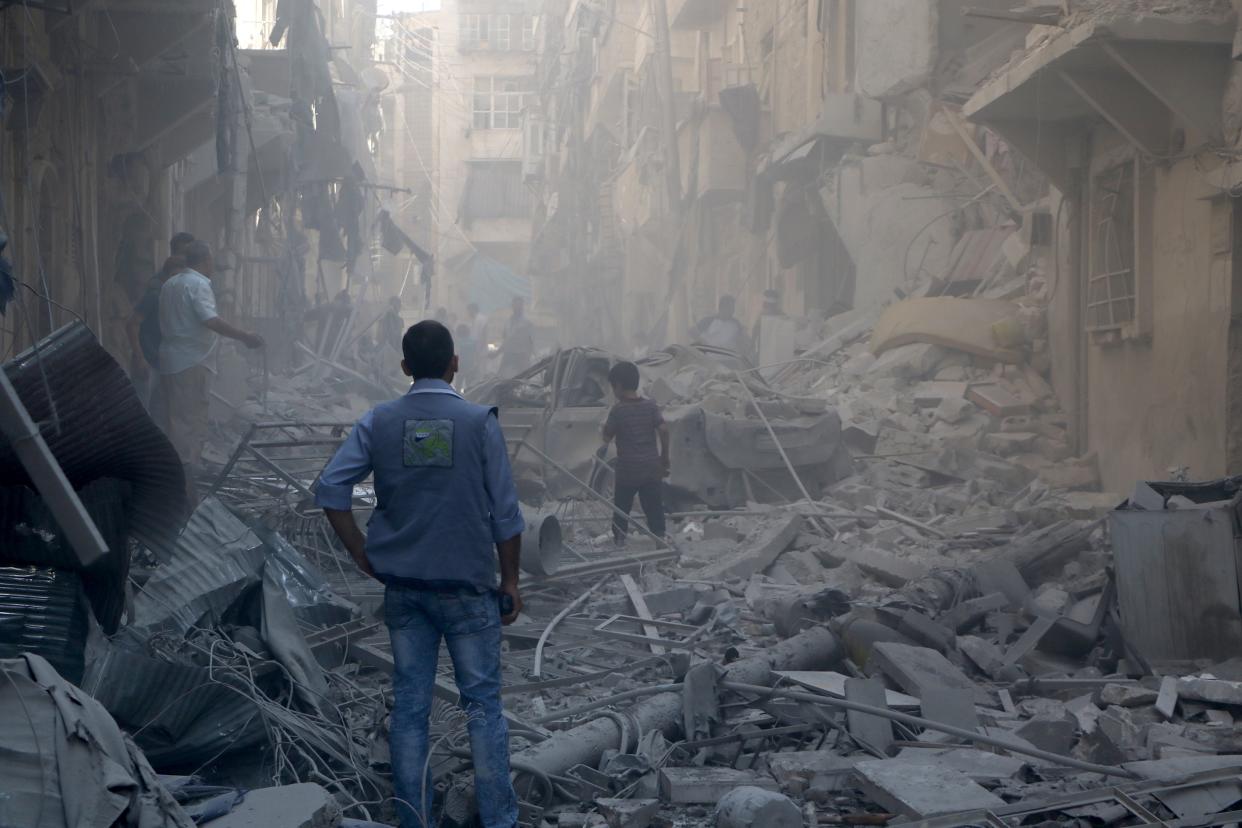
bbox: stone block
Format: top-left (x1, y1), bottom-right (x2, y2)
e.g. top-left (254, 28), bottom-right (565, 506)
top-left (869, 642), bottom-right (984, 703)
top-left (597, 798), bottom-right (660, 828)
top-left (715, 787), bottom-right (801, 828)
top-left (696, 515), bottom-right (804, 582)
top-left (816, 543), bottom-right (928, 588)
top-left (658, 767), bottom-right (777, 804)
top-left (1099, 683), bottom-right (1160, 708)
top-left (206, 783), bottom-right (341, 828)
top-left (765, 751), bottom-right (862, 792)
top-left (853, 760), bottom-right (1004, 818)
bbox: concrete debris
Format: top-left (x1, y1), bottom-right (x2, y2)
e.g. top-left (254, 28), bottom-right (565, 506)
top-left (4, 2), bottom-right (1241, 826)
top-left (853, 760), bottom-right (1006, 818)
top-left (658, 767), bottom-right (779, 804)
top-left (714, 787), bottom-right (801, 828)
top-left (204, 783), bottom-right (342, 828)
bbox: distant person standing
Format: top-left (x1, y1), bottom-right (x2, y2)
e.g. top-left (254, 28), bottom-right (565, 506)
top-left (378, 296), bottom-right (405, 349)
top-left (600, 361), bottom-right (670, 546)
top-left (500, 296), bottom-right (535, 378)
top-left (127, 231), bottom-right (196, 414)
top-left (159, 241), bottom-right (264, 476)
top-left (693, 294), bottom-right (748, 354)
top-left (455, 323), bottom-right (477, 391)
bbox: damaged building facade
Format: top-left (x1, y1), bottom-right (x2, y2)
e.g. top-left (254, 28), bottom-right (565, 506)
top-left (18, 2), bottom-right (1242, 828)
top-left (528, 0), bottom-right (1242, 489)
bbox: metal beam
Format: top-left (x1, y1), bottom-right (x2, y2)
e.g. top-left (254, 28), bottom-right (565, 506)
top-left (1058, 69), bottom-right (1172, 158)
top-left (0, 370), bottom-right (107, 567)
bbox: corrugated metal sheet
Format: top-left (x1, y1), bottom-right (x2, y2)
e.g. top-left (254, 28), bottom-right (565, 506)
top-left (0, 322), bottom-right (187, 555)
top-left (0, 478), bottom-right (132, 632)
top-left (129, 497), bottom-right (266, 639)
top-left (82, 643), bottom-right (269, 771)
top-left (0, 566), bottom-right (89, 683)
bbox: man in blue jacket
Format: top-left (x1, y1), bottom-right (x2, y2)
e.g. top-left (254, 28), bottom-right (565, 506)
top-left (316, 320), bottom-right (524, 828)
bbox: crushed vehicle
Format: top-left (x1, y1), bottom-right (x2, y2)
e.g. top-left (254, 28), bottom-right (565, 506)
top-left (471, 344), bottom-right (849, 507)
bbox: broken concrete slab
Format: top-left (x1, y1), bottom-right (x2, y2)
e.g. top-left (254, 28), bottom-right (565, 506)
top-left (1125, 755), bottom-right (1242, 779)
top-left (913, 381), bottom-right (969, 408)
top-left (715, 786), bottom-right (801, 828)
top-left (890, 748), bottom-right (1026, 782)
top-left (853, 760), bottom-right (1005, 818)
top-left (1014, 717), bottom-right (1077, 756)
top-left (774, 671), bottom-right (920, 709)
top-left (920, 687), bottom-right (980, 736)
top-left (658, 767), bottom-right (778, 804)
top-left (957, 635), bottom-right (1006, 679)
top-left (206, 783), bottom-right (341, 828)
top-left (845, 677), bottom-right (895, 755)
top-left (1177, 677), bottom-right (1242, 706)
top-left (898, 609), bottom-right (955, 653)
top-left (596, 798), bottom-right (659, 828)
top-left (1156, 676), bottom-right (1180, 720)
top-left (971, 559), bottom-right (1030, 608)
top-left (764, 752), bottom-right (862, 793)
top-left (1099, 683), bottom-right (1160, 708)
top-left (940, 592), bottom-right (1010, 634)
top-left (816, 543), bottom-right (929, 588)
top-left (967, 383), bottom-right (1030, 418)
top-left (696, 515), bottom-right (804, 582)
top-left (869, 642), bottom-right (984, 703)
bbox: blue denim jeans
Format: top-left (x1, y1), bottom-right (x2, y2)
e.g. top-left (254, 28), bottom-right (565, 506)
top-left (384, 585), bottom-right (517, 828)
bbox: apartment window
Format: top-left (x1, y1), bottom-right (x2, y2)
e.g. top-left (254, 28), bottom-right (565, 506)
top-left (492, 13), bottom-right (511, 51)
top-left (473, 77), bottom-right (530, 129)
top-left (522, 15), bottom-right (536, 51)
top-left (1087, 161), bottom-right (1136, 331)
top-left (461, 13), bottom-right (489, 50)
top-left (462, 160), bottom-right (530, 219)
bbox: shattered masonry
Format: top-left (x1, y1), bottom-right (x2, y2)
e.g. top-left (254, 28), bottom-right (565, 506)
top-left (6, 0), bottom-right (1242, 827)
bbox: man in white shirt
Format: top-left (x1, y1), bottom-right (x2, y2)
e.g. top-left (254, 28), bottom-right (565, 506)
top-left (693, 294), bottom-right (748, 355)
top-left (159, 241), bottom-right (264, 472)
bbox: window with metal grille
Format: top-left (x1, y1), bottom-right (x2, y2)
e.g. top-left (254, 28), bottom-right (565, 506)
top-left (461, 160), bottom-right (530, 220)
top-left (460, 13), bottom-right (489, 50)
top-left (1087, 162), bottom-right (1136, 331)
top-left (494, 13), bottom-right (511, 50)
top-left (523, 15), bottom-right (536, 50)
top-left (473, 76), bottom-right (530, 129)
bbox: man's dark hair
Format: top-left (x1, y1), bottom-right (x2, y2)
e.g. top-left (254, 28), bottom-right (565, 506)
top-left (170, 232), bottom-right (195, 254)
top-left (608, 361), bottom-right (640, 392)
top-left (184, 241), bottom-right (213, 270)
top-left (403, 320), bottom-right (455, 379)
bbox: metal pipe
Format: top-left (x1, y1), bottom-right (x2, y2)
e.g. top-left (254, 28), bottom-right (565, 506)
top-left (516, 440), bottom-right (669, 549)
top-left (732, 372), bottom-right (838, 538)
top-left (721, 681), bottom-right (1139, 779)
top-left (532, 577), bottom-right (607, 678)
top-left (510, 625), bottom-right (843, 790)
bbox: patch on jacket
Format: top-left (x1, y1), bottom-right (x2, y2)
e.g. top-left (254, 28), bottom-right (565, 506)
top-left (403, 419), bottom-right (454, 467)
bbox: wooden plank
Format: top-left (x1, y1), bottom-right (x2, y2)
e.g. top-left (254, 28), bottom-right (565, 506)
top-left (619, 573), bottom-right (666, 655)
top-left (941, 106), bottom-right (1024, 213)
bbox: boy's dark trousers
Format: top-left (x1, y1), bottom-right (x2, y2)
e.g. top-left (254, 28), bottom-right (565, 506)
top-left (613, 479), bottom-right (666, 541)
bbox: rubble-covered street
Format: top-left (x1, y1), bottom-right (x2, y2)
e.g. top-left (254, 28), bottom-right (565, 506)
top-left (8, 0), bottom-right (1242, 827)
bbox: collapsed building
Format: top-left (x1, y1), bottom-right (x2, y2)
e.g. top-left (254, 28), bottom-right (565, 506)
top-left (9, 1), bottom-right (1242, 827)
